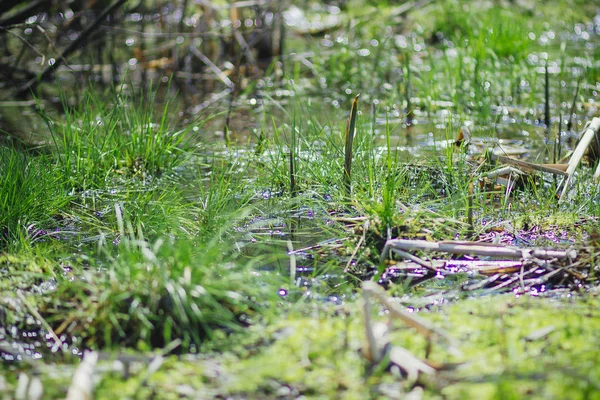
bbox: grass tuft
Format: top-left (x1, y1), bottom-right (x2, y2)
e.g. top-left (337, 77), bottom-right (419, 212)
top-left (37, 230), bottom-right (273, 349)
top-left (39, 85), bottom-right (194, 191)
top-left (0, 147), bottom-right (69, 250)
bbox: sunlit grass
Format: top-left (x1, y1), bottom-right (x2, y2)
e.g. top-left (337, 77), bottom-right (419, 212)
top-left (34, 226), bottom-right (276, 349)
top-left (39, 85), bottom-right (194, 191)
top-left (0, 147), bottom-right (70, 250)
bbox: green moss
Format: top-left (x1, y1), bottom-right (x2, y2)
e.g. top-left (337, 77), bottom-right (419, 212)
top-left (5, 294), bottom-right (600, 399)
top-left (225, 316), bottom-right (366, 398)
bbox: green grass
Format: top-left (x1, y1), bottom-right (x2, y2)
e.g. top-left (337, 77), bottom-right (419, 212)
top-left (0, 147), bottom-right (70, 250)
top-left (40, 85), bottom-right (193, 191)
top-left (1, 83), bottom-right (280, 352)
top-left (34, 231), bottom-right (274, 349)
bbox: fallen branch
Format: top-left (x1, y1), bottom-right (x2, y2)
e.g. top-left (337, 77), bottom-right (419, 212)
top-left (490, 154), bottom-right (568, 176)
top-left (361, 280), bottom-right (455, 383)
top-left (381, 239), bottom-right (576, 261)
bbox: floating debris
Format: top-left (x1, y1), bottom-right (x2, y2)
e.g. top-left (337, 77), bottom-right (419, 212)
top-left (379, 237), bottom-right (593, 294)
top-left (483, 117), bottom-right (600, 201)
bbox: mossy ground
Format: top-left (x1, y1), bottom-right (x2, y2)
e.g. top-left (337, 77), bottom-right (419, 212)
top-left (6, 294), bottom-right (600, 399)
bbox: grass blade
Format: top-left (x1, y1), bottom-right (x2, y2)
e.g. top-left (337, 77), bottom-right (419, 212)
top-left (344, 94), bottom-right (360, 198)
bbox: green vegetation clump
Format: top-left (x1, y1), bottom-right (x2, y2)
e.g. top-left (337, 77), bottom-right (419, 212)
top-left (37, 236), bottom-right (271, 349)
top-left (42, 88), bottom-right (191, 190)
top-left (0, 147), bottom-right (69, 248)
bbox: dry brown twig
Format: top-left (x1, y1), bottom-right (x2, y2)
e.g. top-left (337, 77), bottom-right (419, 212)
top-left (361, 281), bottom-right (460, 384)
top-left (345, 219), bottom-right (369, 272)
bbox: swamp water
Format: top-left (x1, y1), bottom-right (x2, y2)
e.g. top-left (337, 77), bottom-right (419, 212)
top-left (2, 2), bottom-right (600, 398)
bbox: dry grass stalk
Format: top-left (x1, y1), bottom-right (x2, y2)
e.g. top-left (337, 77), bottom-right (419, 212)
top-left (560, 117), bottom-right (600, 200)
